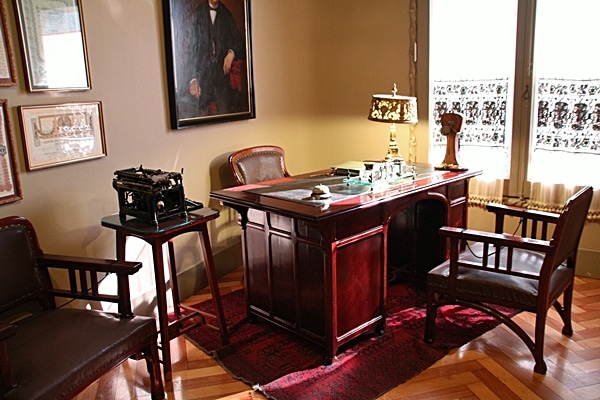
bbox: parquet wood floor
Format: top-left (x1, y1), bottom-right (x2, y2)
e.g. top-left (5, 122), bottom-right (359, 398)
top-left (75, 268), bottom-right (600, 400)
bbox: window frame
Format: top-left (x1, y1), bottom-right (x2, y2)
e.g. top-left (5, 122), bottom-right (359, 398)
top-left (416, 0), bottom-right (538, 200)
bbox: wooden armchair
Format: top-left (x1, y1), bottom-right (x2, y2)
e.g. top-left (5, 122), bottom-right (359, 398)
top-left (229, 145), bottom-right (290, 185)
top-left (425, 186), bottom-right (593, 374)
top-left (0, 216), bottom-right (164, 399)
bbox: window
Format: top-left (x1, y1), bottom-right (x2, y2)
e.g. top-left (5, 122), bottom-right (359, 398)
top-left (418, 0), bottom-right (600, 220)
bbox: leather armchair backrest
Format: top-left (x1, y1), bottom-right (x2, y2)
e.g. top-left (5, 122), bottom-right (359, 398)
top-left (229, 145), bottom-right (290, 185)
top-left (0, 218), bottom-right (50, 319)
top-left (548, 186), bottom-right (593, 270)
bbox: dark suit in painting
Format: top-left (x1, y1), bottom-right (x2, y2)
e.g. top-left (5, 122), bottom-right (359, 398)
top-left (189, 0), bottom-right (245, 116)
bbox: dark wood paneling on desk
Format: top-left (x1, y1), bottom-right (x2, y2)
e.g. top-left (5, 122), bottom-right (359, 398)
top-left (211, 165), bottom-right (481, 361)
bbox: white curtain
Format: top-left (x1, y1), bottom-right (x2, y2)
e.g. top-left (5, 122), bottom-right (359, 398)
top-left (527, 0), bottom-right (600, 220)
top-left (429, 0), bottom-right (600, 219)
top-left (429, 0), bottom-right (518, 207)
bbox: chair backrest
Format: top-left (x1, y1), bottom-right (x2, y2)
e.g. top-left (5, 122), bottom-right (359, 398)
top-left (546, 186), bottom-right (593, 272)
top-left (228, 145), bottom-right (290, 185)
top-left (0, 216), bottom-right (52, 320)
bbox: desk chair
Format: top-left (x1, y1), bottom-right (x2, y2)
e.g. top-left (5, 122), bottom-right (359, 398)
top-left (228, 145), bottom-right (290, 185)
top-left (425, 186), bottom-right (593, 374)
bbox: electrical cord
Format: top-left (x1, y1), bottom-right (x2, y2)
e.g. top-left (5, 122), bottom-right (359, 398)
top-left (462, 218), bottom-right (523, 259)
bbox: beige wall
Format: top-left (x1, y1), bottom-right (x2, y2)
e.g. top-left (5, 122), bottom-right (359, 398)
top-left (0, 0), bottom-right (420, 303)
top-left (1, 0), bottom-right (596, 304)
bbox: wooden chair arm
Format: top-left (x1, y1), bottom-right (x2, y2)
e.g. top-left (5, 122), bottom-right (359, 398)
top-left (440, 226), bottom-right (554, 277)
top-left (440, 226), bottom-right (550, 253)
top-left (486, 203), bottom-right (560, 240)
top-left (486, 203), bottom-right (560, 222)
top-left (37, 255), bottom-right (143, 318)
top-left (39, 255), bottom-right (142, 275)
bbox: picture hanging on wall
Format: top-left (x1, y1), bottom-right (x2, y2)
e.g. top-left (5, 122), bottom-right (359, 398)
top-left (18, 102), bottom-right (106, 170)
top-left (163, 0), bottom-right (255, 129)
top-left (0, 99), bottom-right (22, 205)
top-left (13, 0), bottom-right (90, 91)
top-left (0, 0), bottom-right (17, 86)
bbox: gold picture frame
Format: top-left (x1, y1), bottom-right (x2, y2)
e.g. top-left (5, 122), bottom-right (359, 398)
top-left (13, 0), bottom-right (90, 91)
top-left (0, 0), bottom-right (16, 86)
top-left (0, 99), bottom-right (22, 204)
top-left (18, 102), bottom-right (106, 170)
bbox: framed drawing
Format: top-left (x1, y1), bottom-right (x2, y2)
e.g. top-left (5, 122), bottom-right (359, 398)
top-left (13, 0), bottom-right (90, 91)
top-left (0, 1), bottom-right (17, 86)
top-left (163, 0), bottom-right (255, 129)
top-left (18, 102), bottom-right (106, 170)
top-left (0, 99), bottom-right (22, 204)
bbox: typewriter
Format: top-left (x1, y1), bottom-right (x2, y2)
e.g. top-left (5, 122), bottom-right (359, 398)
top-left (113, 166), bottom-right (203, 225)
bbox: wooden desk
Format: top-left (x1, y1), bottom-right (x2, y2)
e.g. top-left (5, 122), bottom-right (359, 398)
top-left (101, 208), bottom-right (227, 380)
top-left (210, 165), bottom-right (481, 362)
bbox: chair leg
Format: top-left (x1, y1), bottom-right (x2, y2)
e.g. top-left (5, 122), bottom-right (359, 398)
top-left (533, 312), bottom-right (548, 375)
top-left (424, 289), bottom-right (437, 344)
top-left (146, 341), bottom-right (165, 400)
top-left (554, 285), bottom-right (574, 336)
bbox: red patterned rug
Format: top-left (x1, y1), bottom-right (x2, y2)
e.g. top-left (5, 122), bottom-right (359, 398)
top-left (183, 281), bottom-right (514, 400)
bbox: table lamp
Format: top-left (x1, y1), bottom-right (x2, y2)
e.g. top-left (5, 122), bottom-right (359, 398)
top-left (368, 83), bottom-right (418, 161)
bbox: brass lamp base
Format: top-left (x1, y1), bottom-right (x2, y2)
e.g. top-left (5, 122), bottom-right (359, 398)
top-left (384, 122), bottom-right (403, 161)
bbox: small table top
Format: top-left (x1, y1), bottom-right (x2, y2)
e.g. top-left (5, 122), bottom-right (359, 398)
top-left (101, 208), bottom-right (219, 236)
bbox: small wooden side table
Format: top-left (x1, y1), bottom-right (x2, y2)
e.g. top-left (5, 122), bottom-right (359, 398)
top-left (101, 208), bottom-right (227, 381)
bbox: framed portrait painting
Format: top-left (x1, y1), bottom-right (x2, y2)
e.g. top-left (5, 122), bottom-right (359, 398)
top-left (163, 0), bottom-right (255, 129)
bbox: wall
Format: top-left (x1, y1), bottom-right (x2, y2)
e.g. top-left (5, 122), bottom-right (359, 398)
top-left (0, 0), bottom-right (417, 307)
top-left (2, 0), bottom-right (595, 309)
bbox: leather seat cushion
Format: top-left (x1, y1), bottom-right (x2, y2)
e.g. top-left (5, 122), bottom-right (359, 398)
top-left (4, 308), bottom-right (156, 400)
top-left (427, 243), bottom-right (574, 309)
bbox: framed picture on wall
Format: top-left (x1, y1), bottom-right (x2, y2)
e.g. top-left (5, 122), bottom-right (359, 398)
top-left (0, 1), bottom-right (17, 86)
top-left (13, 0), bottom-right (90, 91)
top-left (18, 102), bottom-right (106, 170)
top-left (0, 99), bottom-right (22, 204)
top-left (163, 0), bottom-right (255, 129)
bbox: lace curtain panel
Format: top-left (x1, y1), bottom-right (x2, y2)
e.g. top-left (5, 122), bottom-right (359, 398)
top-left (529, 78), bottom-right (600, 221)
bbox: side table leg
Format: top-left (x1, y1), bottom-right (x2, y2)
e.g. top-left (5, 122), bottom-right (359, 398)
top-left (115, 232), bottom-right (128, 316)
top-left (198, 225), bottom-right (229, 345)
top-left (167, 240), bottom-right (182, 321)
top-left (151, 243), bottom-right (173, 381)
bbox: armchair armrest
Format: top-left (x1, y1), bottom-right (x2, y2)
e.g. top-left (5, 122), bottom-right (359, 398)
top-left (0, 321), bottom-right (16, 393)
top-left (486, 203), bottom-right (560, 240)
top-left (440, 226), bottom-right (551, 278)
top-left (37, 255), bottom-right (143, 318)
top-left (440, 226), bottom-right (550, 253)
